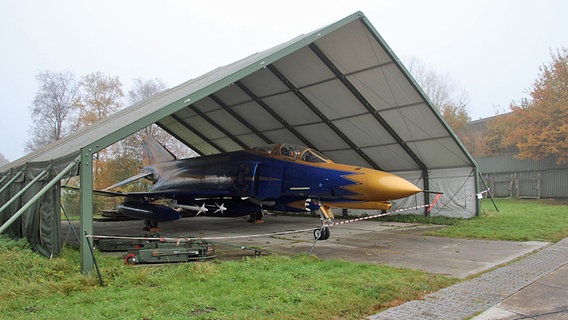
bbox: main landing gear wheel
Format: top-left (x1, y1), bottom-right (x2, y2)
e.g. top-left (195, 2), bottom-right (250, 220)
top-left (144, 219), bottom-right (160, 232)
top-left (248, 211), bottom-right (264, 223)
top-left (313, 227), bottom-right (330, 240)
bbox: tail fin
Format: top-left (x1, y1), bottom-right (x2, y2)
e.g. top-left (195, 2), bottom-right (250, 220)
top-left (142, 136), bottom-right (176, 167)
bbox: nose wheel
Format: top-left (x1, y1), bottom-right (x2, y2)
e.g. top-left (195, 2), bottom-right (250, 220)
top-left (313, 227), bottom-right (330, 240)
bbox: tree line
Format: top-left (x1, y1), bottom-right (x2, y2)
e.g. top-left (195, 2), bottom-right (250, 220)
top-left (29, 71), bottom-right (198, 178)
top-left (28, 71), bottom-right (165, 152)
top-left (405, 57), bottom-right (471, 132)
top-left (460, 47), bottom-right (568, 164)
top-left (25, 71), bottom-right (197, 215)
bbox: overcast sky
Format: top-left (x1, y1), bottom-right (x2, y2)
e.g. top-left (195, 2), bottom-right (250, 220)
top-left (1, 0), bottom-right (566, 162)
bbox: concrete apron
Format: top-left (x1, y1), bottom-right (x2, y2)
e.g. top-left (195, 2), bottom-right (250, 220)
top-left (61, 214), bottom-right (549, 279)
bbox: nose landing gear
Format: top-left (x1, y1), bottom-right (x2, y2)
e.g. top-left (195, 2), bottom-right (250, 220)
top-left (313, 204), bottom-right (333, 240)
top-left (313, 226), bottom-right (330, 240)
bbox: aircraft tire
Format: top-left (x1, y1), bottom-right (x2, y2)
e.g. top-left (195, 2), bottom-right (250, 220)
top-left (248, 211), bottom-right (264, 222)
top-left (322, 227), bottom-right (330, 240)
top-left (144, 219), bottom-right (159, 231)
top-left (313, 227), bottom-right (330, 241)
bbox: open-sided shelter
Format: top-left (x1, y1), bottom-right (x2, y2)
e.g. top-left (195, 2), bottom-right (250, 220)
top-left (0, 12), bottom-right (480, 272)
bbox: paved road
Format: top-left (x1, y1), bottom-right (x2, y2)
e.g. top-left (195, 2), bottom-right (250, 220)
top-left (369, 237), bottom-right (568, 320)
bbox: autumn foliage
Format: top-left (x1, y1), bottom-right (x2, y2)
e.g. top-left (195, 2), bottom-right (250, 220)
top-left (460, 48), bottom-right (568, 163)
top-left (485, 48), bottom-right (568, 164)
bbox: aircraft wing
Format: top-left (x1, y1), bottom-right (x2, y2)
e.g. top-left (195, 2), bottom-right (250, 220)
top-left (119, 189), bottom-right (233, 199)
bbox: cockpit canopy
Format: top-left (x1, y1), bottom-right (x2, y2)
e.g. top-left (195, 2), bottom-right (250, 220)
top-left (251, 144), bottom-right (332, 163)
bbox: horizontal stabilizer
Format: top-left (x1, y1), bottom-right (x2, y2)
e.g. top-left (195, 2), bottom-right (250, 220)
top-left (62, 185), bottom-right (126, 197)
top-left (103, 171), bottom-right (153, 191)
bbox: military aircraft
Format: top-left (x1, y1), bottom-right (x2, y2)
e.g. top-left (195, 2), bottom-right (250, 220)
top-left (106, 137), bottom-right (422, 239)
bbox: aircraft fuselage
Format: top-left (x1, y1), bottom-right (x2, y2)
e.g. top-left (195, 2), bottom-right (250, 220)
top-left (131, 144), bottom-right (421, 218)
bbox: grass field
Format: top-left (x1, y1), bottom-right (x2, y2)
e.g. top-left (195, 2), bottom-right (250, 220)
top-left (384, 198), bottom-right (568, 242)
top-left (1, 198), bottom-right (566, 319)
top-left (0, 238), bottom-right (455, 319)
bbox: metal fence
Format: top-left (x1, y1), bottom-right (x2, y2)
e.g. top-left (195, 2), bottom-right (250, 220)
top-left (476, 155), bottom-right (568, 200)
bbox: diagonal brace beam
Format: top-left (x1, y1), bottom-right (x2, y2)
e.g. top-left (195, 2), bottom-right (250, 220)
top-left (169, 114), bottom-right (226, 153)
top-left (190, 104), bottom-right (250, 150)
top-left (267, 64), bottom-right (382, 170)
top-left (0, 169), bottom-right (48, 215)
top-left (210, 94), bottom-right (273, 145)
top-left (235, 81), bottom-right (315, 149)
top-left (0, 157), bottom-right (80, 234)
top-left (0, 170), bottom-right (24, 195)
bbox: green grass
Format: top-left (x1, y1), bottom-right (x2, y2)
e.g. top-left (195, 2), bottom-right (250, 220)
top-left (0, 237), bottom-right (456, 319)
top-left (3, 199), bottom-right (567, 319)
top-left (384, 198), bottom-right (568, 242)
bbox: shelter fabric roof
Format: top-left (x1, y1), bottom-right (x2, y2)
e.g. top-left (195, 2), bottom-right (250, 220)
top-left (1, 11), bottom-right (474, 174)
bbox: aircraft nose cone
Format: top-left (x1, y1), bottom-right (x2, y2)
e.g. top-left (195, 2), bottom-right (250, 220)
top-left (376, 174), bottom-right (422, 200)
top-left (343, 169), bottom-right (422, 201)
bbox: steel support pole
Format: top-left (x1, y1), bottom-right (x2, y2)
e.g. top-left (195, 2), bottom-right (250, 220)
top-left (80, 150), bottom-right (94, 274)
top-left (0, 159), bottom-right (79, 234)
top-left (474, 167), bottom-right (480, 217)
top-left (0, 170), bottom-right (24, 195)
top-left (0, 170), bottom-right (48, 215)
top-left (423, 170), bottom-right (430, 216)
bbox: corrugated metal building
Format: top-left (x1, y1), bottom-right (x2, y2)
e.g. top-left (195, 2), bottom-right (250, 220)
top-left (477, 155), bottom-right (568, 199)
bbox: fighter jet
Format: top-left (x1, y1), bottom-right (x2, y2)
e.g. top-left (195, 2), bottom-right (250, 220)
top-left (108, 137), bottom-right (421, 239)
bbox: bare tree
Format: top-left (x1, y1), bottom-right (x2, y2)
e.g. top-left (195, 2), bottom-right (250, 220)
top-left (124, 78), bottom-right (196, 159)
top-left (76, 72), bottom-right (124, 127)
top-left (26, 71), bottom-right (80, 152)
top-left (405, 57), bottom-right (471, 131)
top-left (73, 72), bottom-right (126, 193)
top-left (127, 77), bottom-right (169, 146)
top-left (0, 153), bottom-right (9, 166)
top-left (128, 77), bottom-right (168, 106)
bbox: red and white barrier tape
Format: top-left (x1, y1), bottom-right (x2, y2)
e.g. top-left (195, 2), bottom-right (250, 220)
top-left (425, 189), bottom-right (491, 211)
top-left (86, 227), bottom-right (318, 242)
top-left (325, 188), bottom-right (490, 227)
top-left (324, 203), bottom-right (433, 227)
